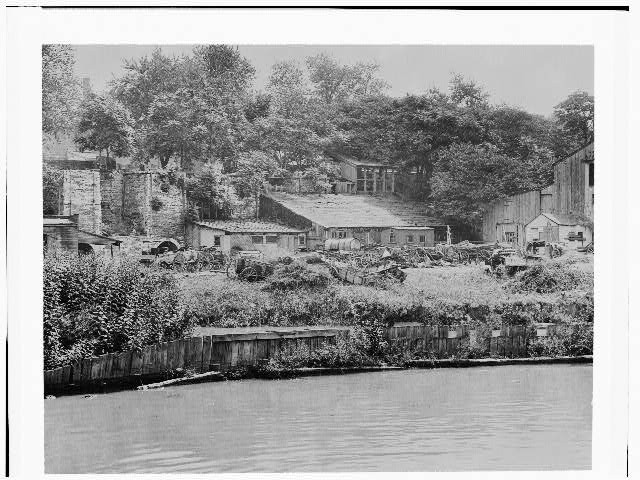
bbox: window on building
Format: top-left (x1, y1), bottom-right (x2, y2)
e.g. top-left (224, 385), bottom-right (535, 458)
top-left (588, 163), bottom-right (594, 187)
top-left (419, 235), bottom-right (426, 243)
top-left (331, 231), bottom-right (337, 239)
top-left (406, 235), bottom-right (414, 243)
top-left (389, 231), bottom-right (396, 243)
top-left (504, 232), bottom-right (516, 243)
top-left (337, 231), bottom-right (346, 239)
top-left (298, 235), bottom-right (306, 245)
top-left (265, 235), bottom-right (278, 244)
top-left (214, 236), bottom-right (221, 247)
top-left (251, 235), bottom-right (263, 244)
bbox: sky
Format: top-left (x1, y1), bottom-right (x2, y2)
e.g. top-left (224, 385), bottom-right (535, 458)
top-left (72, 45), bottom-right (593, 116)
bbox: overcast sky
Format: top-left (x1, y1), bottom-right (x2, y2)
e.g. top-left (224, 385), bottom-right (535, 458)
top-left (72, 45), bottom-right (593, 116)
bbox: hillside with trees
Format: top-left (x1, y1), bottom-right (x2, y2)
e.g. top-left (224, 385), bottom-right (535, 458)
top-left (43, 44), bottom-right (594, 231)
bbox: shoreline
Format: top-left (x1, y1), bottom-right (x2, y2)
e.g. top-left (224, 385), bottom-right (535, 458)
top-left (47, 355), bottom-right (593, 398)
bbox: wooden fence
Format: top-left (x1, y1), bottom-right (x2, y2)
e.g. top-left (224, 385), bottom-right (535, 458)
top-left (45, 323), bottom-right (562, 393)
top-left (44, 328), bottom-right (346, 393)
top-left (384, 322), bottom-right (559, 357)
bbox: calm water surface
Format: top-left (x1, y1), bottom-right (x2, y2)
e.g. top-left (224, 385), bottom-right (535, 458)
top-left (45, 364), bottom-right (592, 473)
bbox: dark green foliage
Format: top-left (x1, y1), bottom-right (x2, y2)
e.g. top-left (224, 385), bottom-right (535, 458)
top-left (263, 262), bottom-right (331, 291)
top-left (506, 262), bottom-right (591, 294)
top-left (527, 322), bottom-right (593, 357)
top-left (150, 197), bottom-right (163, 211)
top-left (43, 253), bottom-right (190, 369)
top-left (43, 163), bottom-right (62, 215)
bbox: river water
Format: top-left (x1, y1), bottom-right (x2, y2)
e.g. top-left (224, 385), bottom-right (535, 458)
top-left (45, 364), bottom-right (592, 473)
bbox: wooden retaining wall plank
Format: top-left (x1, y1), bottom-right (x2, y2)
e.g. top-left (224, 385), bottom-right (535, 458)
top-left (130, 350), bottom-right (144, 376)
top-left (185, 336), bottom-right (203, 371)
top-left (201, 336), bottom-right (212, 372)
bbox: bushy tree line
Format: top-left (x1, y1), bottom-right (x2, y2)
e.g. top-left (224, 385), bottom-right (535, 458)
top-left (43, 45), bottom-right (593, 227)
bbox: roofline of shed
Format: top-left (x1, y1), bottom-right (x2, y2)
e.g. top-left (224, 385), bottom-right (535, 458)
top-left (551, 140), bottom-right (594, 166)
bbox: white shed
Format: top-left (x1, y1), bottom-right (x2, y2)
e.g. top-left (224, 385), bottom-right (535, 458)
top-left (525, 213), bottom-right (592, 249)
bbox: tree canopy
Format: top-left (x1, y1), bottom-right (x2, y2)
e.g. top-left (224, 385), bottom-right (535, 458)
top-left (44, 46), bottom-right (594, 229)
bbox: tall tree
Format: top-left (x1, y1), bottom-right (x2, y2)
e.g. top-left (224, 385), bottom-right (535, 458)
top-left (553, 91), bottom-right (594, 145)
top-left (430, 143), bottom-right (524, 225)
top-left (232, 151), bottom-right (281, 219)
top-left (306, 53), bottom-right (388, 104)
top-left (42, 45), bottom-right (82, 137)
top-left (75, 94), bottom-right (133, 159)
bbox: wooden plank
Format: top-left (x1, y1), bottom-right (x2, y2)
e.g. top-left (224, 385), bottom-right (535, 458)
top-left (157, 341), bottom-right (169, 372)
top-left (71, 361), bottom-right (82, 383)
top-left (130, 350), bottom-right (144, 376)
top-left (81, 358), bottom-right (93, 382)
top-left (142, 345), bottom-right (156, 375)
top-left (176, 339), bottom-right (187, 370)
top-left (186, 336), bottom-right (203, 371)
top-left (201, 336), bottom-right (212, 373)
top-left (210, 340), bottom-right (229, 369)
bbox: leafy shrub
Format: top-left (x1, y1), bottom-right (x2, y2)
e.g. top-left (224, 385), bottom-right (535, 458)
top-left (150, 197), bottom-right (163, 211)
top-left (263, 261), bottom-right (331, 291)
top-left (305, 253), bottom-right (324, 264)
top-left (506, 261), bottom-right (590, 294)
top-left (44, 252), bottom-right (190, 369)
top-left (527, 322), bottom-right (593, 357)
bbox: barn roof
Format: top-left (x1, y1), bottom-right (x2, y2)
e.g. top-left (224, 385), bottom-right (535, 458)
top-left (538, 212), bottom-right (587, 226)
top-left (195, 220), bottom-right (305, 234)
top-left (266, 193), bottom-right (447, 229)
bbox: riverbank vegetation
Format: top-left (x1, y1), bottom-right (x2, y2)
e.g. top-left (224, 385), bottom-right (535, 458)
top-left (43, 252), bottom-right (593, 370)
top-left (44, 253), bottom-right (193, 369)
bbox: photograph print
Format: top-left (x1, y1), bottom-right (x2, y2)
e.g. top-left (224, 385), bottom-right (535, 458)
top-left (42, 43), bottom-right (594, 473)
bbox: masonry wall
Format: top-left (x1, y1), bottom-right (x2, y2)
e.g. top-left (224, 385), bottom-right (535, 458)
top-left (120, 172), bottom-right (186, 240)
top-left (100, 171), bottom-right (124, 234)
top-left (61, 170), bottom-right (102, 234)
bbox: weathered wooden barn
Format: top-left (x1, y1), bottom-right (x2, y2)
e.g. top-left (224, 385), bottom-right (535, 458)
top-left (259, 192), bottom-right (444, 249)
top-left (185, 220), bottom-right (306, 255)
top-left (44, 215), bottom-right (121, 257)
top-left (481, 142), bottom-right (594, 245)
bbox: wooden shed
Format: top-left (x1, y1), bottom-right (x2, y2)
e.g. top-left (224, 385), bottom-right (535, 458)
top-left (186, 220), bottom-right (307, 256)
top-left (259, 192), bottom-right (446, 249)
top-left (44, 215), bottom-right (121, 257)
top-left (525, 213), bottom-right (593, 249)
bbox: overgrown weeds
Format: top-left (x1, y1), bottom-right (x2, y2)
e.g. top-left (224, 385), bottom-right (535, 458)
top-left (44, 252), bottom-right (192, 369)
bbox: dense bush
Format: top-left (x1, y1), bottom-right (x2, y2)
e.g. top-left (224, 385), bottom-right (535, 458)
top-left (44, 253), bottom-right (191, 369)
top-left (259, 333), bottom-right (382, 376)
top-left (527, 322), bottom-right (593, 357)
top-left (263, 261), bottom-right (331, 291)
top-left (506, 261), bottom-right (591, 294)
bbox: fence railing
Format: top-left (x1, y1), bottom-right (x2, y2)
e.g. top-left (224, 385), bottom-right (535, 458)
top-left (45, 323), bottom-right (561, 393)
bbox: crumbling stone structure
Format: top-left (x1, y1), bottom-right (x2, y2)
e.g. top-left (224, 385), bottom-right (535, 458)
top-left (61, 169), bottom-right (187, 240)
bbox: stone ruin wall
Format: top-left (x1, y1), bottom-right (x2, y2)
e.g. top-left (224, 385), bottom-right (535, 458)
top-left (61, 170), bottom-right (102, 234)
top-left (62, 170), bottom-right (186, 240)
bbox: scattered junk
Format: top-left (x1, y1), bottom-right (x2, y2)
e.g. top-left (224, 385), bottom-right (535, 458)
top-left (485, 246), bottom-right (544, 276)
top-left (227, 255), bottom-right (275, 282)
top-left (329, 262), bottom-right (407, 288)
top-left (576, 241), bottom-right (594, 253)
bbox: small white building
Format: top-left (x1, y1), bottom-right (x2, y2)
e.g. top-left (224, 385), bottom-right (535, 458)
top-left (525, 213), bottom-right (593, 249)
top-left (186, 220), bottom-right (307, 256)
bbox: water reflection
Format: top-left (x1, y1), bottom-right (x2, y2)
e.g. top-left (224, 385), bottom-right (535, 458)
top-left (45, 364), bottom-right (592, 473)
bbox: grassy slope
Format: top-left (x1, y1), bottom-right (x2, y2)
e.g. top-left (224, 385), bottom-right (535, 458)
top-left (179, 254), bottom-right (593, 329)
